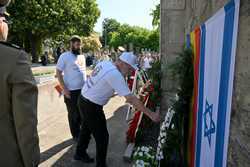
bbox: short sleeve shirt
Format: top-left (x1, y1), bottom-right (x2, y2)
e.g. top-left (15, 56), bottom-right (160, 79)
top-left (56, 51), bottom-right (86, 90)
top-left (81, 61), bottom-right (131, 106)
top-left (143, 57), bottom-right (152, 69)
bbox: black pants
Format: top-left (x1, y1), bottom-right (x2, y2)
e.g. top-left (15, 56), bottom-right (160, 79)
top-left (64, 89), bottom-right (81, 139)
top-left (76, 96), bottom-right (109, 167)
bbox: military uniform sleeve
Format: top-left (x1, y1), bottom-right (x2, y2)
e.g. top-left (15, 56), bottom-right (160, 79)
top-left (9, 51), bottom-right (40, 167)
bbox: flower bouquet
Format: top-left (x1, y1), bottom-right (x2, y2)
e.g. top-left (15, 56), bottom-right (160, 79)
top-left (133, 146), bottom-right (157, 167)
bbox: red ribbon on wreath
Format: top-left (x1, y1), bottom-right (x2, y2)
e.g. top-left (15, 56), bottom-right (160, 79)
top-left (126, 80), bottom-right (154, 143)
top-left (127, 70), bottom-right (136, 90)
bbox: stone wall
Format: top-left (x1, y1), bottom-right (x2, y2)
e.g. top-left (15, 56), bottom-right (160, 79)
top-left (160, 0), bottom-right (250, 166)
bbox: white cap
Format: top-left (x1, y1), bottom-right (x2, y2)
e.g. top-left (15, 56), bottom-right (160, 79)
top-left (118, 46), bottom-right (125, 52)
top-left (119, 52), bottom-right (138, 70)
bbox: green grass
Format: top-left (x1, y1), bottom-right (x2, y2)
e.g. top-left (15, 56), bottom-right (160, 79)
top-left (33, 70), bottom-right (55, 77)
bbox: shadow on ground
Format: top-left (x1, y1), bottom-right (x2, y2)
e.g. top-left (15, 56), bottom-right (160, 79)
top-left (40, 139), bottom-right (74, 164)
top-left (40, 105), bottom-right (131, 167)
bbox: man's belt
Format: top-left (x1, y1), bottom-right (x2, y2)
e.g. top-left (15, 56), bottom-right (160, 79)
top-left (80, 95), bottom-right (103, 109)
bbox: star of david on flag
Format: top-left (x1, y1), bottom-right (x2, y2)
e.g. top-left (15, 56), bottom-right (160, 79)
top-left (203, 100), bottom-right (215, 147)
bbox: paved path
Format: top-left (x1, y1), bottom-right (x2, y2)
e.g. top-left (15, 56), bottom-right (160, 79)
top-left (38, 82), bottom-right (132, 167)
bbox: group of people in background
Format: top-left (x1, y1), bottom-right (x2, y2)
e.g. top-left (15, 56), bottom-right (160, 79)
top-left (138, 52), bottom-right (160, 70)
top-left (42, 41), bottom-right (161, 71)
top-left (87, 48), bottom-right (160, 70)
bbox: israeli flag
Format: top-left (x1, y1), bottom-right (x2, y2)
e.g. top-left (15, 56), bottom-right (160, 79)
top-left (195, 0), bottom-right (240, 167)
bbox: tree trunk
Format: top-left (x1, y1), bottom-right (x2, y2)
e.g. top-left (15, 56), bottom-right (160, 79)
top-left (27, 31), bottom-right (42, 63)
top-left (24, 35), bottom-right (31, 53)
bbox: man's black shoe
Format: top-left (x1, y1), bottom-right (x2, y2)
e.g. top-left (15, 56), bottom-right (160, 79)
top-left (74, 153), bottom-right (95, 163)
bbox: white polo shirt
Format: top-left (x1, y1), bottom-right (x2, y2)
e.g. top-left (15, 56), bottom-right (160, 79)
top-left (143, 57), bottom-right (153, 69)
top-left (81, 61), bottom-right (131, 106)
top-left (56, 51), bottom-right (86, 91)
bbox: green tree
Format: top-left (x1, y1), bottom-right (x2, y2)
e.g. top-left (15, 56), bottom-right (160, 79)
top-left (124, 26), bottom-right (150, 49)
top-left (109, 31), bottom-right (122, 49)
top-left (109, 23), bottom-right (159, 52)
top-left (8, 0), bottom-right (100, 62)
top-left (102, 3), bottom-right (161, 52)
top-left (102, 18), bottom-right (120, 47)
top-left (149, 3), bottom-right (160, 51)
top-left (147, 30), bottom-right (159, 51)
top-left (151, 4), bottom-right (160, 29)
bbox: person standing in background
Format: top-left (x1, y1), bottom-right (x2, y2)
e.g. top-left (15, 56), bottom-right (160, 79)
top-left (56, 46), bottom-right (62, 62)
top-left (143, 53), bottom-right (153, 70)
top-left (56, 35), bottom-right (86, 141)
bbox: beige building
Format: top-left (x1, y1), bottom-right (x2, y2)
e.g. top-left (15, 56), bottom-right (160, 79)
top-left (160, 0), bottom-right (250, 166)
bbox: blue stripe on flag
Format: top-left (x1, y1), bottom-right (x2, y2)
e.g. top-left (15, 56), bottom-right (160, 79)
top-left (186, 34), bottom-right (191, 49)
top-left (214, 1), bottom-right (235, 167)
top-left (195, 24), bottom-right (206, 167)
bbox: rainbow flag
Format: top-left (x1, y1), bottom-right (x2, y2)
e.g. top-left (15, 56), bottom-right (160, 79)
top-left (187, 26), bottom-right (201, 167)
top-left (187, 0), bottom-right (240, 166)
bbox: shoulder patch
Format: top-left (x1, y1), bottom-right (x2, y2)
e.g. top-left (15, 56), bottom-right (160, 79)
top-left (0, 41), bottom-right (21, 50)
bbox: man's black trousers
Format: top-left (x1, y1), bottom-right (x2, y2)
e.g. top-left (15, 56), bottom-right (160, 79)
top-left (64, 89), bottom-right (82, 139)
top-left (76, 95), bottom-right (109, 167)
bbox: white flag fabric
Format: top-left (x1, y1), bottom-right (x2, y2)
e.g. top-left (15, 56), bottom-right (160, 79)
top-left (195, 0), bottom-right (240, 167)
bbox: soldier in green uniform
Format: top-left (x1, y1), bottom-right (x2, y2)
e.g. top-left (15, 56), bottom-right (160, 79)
top-left (0, 0), bottom-right (40, 166)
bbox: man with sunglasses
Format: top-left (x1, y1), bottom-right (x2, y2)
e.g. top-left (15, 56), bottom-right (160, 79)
top-left (0, 0), bottom-right (40, 166)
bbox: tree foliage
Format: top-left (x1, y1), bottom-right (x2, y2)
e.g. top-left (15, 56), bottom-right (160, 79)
top-left (101, 18), bottom-right (120, 47)
top-left (8, 0), bottom-right (100, 62)
top-left (150, 3), bottom-right (160, 29)
top-left (102, 18), bottom-right (159, 52)
top-left (81, 33), bottom-right (102, 53)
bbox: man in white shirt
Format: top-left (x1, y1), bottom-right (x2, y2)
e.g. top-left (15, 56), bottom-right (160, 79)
top-left (143, 54), bottom-right (153, 70)
top-left (56, 35), bottom-right (86, 141)
top-left (74, 52), bottom-right (160, 167)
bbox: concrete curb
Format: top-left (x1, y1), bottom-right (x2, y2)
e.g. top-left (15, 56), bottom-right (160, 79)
top-left (35, 75), bottom-right (55, 86)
